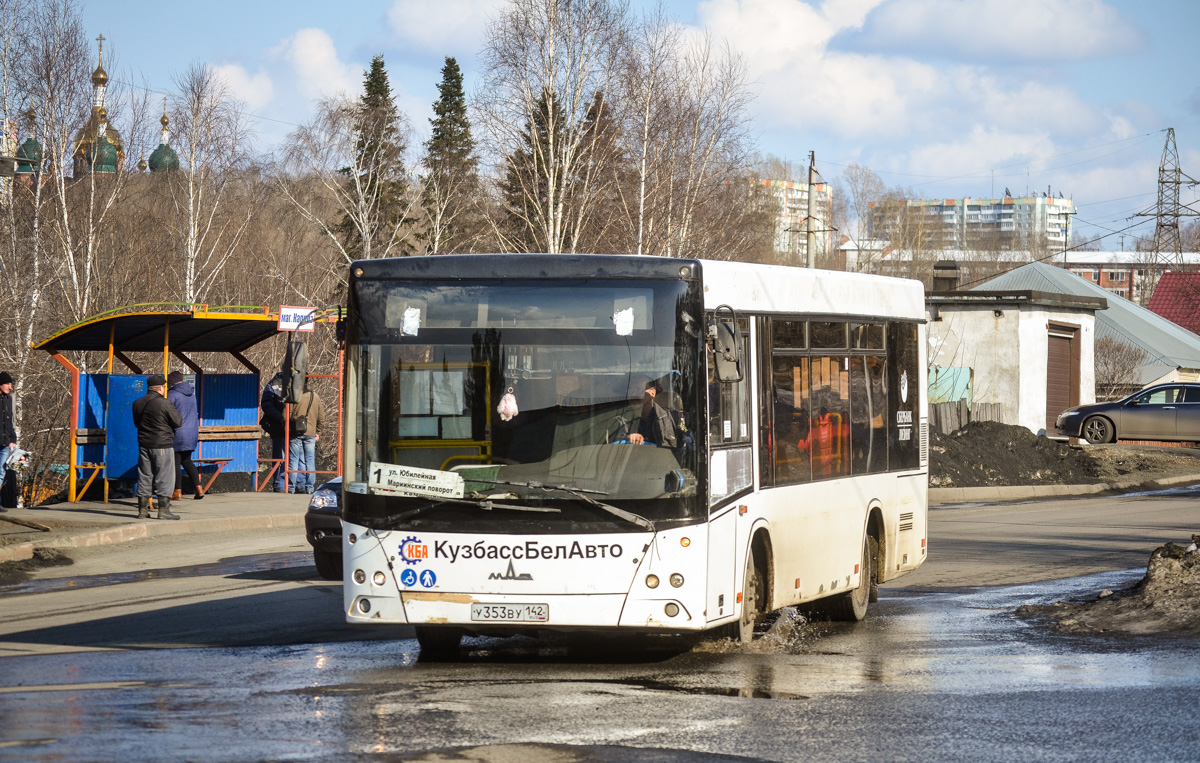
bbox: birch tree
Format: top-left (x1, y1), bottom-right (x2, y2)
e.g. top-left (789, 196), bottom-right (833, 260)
top-left (151, 63), bottom-right (256, 303)
top-left (278, 55), bottom-right (418, 267)
top-left (479, 0), bottom-right (629, 254)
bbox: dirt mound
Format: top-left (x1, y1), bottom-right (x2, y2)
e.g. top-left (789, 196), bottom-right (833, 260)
top-left (1017, 537), bottom-right (1200, 637)
top-left (929, 421), bottom-right (1101, 488)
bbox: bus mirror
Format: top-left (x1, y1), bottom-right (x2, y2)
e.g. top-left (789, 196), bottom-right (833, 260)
top-left (712, 321), bottom-right (743, 383)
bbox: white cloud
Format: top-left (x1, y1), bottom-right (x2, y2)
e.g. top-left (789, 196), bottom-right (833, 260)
top-left (212, 64), bottom-right (274, 112)
top-left (855, 0), bottom-right (1142, 62)
top-left (695, 0), bottom-right (1105, 143)
top-left (386, 0), bottom-right (505, 54)
top-left (276, 28), bottom-right (363, 101)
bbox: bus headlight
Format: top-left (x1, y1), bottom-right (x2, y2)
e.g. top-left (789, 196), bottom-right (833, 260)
top-left (353, 569), bottom-right (366, 584)
top-left (358, 598), bottom-right (371, 613)
top-left (645, 574), bottom-right (660, 589)
top-left (669, 573), bottom-right (685, 588)
top-left (664, 603), bottom-right (680, 617)
top-left (373, 571), bottom-right (387, 586)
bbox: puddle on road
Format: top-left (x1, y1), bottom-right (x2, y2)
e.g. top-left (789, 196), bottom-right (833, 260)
top-left (0, 551), bottom-right (315, 597)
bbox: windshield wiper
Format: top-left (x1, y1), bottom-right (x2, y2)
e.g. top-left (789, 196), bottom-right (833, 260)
top-left (374, 494), bottom-right (560, 527)
top-left (485, 479), bottom-right (654, 531)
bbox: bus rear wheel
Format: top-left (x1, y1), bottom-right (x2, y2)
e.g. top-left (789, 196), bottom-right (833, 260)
top-left (415, 626), bottom-right (463, 655)
top-left (826, 535), bottom-right (874, 622)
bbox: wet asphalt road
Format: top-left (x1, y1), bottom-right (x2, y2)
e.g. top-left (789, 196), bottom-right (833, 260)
top-left (1, 564), bottom-right (1198, 762)
top-left (2, 489), bottom-right (1199, 762)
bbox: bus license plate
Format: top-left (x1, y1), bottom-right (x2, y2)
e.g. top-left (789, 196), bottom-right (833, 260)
top-left (470, 603), bottom-right (549, 622)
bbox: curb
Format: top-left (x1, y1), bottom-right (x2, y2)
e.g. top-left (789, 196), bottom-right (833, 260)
top-left (0, 514), bottom-right (305, 565)
top-left (930, 472), bottom-right (1200, 506)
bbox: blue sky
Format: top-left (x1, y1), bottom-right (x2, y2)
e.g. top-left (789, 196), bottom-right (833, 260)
top-left (84, 0), bottom-right (1200, 247)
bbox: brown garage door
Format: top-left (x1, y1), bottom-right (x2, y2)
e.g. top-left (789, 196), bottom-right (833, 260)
top-left (1046, 323), bottom-right (1080, 432)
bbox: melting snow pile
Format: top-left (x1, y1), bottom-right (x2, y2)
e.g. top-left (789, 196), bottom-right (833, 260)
top-left (1018, 535), bottom-right (1200, 637)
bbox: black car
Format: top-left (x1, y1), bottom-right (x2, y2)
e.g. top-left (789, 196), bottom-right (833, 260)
top-left (1056, 383), bottom-right (1200, 444)
top-left (304, 477), bottom-right (343, 580)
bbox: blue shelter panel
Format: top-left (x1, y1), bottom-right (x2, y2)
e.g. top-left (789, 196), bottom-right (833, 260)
top-left (106, 376), bottom-right (149, 479)
top-left (76, 373), bottom-right (107, 467)
top-left (199, 373), bottom-right (260, 472)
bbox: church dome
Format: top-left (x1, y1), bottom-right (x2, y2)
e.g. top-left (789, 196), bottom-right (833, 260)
top-left (148, 142), bottom-right (179, 172)
top-left (91, 134), bottom-right (119, 173)
top-left (148, 109), bottom-right (179, 171)
top-left (15, 136), bottom-right (43, 174)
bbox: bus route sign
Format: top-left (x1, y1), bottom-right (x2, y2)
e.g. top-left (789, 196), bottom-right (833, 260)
top-left (369, 461), bottom-right (465, 500)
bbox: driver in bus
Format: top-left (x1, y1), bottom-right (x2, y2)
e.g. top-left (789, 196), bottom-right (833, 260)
top-left (619, 376), bottom-right (679, 448)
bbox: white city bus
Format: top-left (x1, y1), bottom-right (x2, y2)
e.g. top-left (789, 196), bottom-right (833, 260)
top-left (341, 255), bottom-right (927, 651)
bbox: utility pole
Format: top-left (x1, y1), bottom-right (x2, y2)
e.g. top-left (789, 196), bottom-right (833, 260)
top-left (1135, 128), bottom-right (1197, 304)
top-left (805, 151), bottom-right (817, 268)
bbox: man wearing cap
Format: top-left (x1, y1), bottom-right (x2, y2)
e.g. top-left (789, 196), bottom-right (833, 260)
top-left (132, 374), bottom-right (183, 520)
top-left (0, 371), bottom-right (15, 512)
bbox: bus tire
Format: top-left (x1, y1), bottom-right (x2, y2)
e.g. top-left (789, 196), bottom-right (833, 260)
top-left (415, 626), bottom-right (463, 655)
top-left (736, 551), bottom-right (762, 643)
top-left (827, 534), bottom-right (873, 622)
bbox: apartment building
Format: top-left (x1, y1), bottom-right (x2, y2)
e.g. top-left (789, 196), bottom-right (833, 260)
top-left (868, 195), bottom-right (1075, 250)
top-left (758, 178), bottom-right (833, 266)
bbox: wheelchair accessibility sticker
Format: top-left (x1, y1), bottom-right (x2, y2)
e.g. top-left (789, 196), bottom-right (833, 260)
top-left (400, 568), bottom-right (437, 588)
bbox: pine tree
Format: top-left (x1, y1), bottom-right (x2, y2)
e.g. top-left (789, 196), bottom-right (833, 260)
top-left (339, 54), bottom-right (413, 258)
top-left (421, 57), bottom-right (483, 254)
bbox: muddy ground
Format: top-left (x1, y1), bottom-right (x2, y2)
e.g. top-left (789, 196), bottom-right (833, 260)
top-left (928, 420), bottom-right (1200, 488)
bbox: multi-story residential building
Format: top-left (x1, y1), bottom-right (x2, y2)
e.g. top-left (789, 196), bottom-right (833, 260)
top-left (758, 178), bottom-right (833, 266)
top-left (867, 195), bottom-right (1075, 251)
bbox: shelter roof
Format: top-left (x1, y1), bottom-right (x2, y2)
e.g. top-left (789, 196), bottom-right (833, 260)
top-left (974, 261), bottom-right (1200, 384)
top-left (34, 303), bottom-right (338, 354)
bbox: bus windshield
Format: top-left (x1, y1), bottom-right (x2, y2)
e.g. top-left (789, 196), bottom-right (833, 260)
top-left (345, 277), bottom-right (704, 533)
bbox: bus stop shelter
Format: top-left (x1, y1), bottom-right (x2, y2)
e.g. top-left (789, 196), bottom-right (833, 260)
top-left (33, 303), bottom-right (342, 502)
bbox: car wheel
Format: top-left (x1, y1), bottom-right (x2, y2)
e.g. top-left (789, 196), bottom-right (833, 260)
top-left (1082, 416), bottom-right (1114, 444)
top-left (313, 549), bottom-right (342, 581)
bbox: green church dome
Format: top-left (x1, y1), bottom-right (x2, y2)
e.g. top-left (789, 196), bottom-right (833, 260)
top-left (91, 134), bottom-right (119, 173)
top-left (148, 142), bottom-right (179, 172)
top-left (15, 136), bottom-right (42, 174)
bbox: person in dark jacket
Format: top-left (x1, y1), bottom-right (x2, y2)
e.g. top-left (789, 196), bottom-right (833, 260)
top-left (132, 374), bottom-right (182, 520)
top-left (260, 372), bottom-right (287, 492)
top-left (616, 376), bottom-right (678, 448)
top-left (167, 371), bottom-right (204, 500)
top-left (0, 371), bottom-right (16, 511)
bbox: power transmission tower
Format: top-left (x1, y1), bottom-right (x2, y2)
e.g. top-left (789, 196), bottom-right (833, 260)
top-left (1135, 128), bottom-right (1197, 304)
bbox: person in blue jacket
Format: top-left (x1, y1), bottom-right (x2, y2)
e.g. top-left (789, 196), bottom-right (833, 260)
top-left (167, 371), bottom-right (204, 499)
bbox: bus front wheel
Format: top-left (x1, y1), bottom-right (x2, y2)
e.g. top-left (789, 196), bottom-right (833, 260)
top-left (415, 626), bottom-right (463, 655)
top-left (736, 552), bottom-right (762, 643)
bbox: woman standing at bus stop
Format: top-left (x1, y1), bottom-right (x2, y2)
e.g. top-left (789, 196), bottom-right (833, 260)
top-left (168, 371), bottom-right (204, 499)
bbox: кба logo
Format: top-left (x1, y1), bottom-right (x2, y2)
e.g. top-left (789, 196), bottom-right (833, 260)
top-left (399, 536), bottom-right (429, 565)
